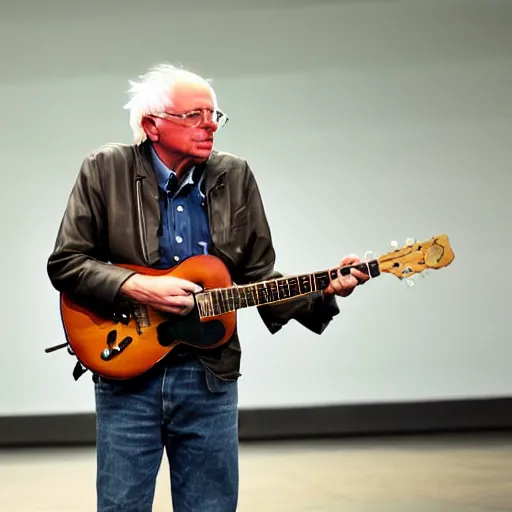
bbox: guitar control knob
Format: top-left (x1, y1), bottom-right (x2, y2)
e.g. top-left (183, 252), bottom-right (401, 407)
top-left (101, 348), bottom-right (112, 361)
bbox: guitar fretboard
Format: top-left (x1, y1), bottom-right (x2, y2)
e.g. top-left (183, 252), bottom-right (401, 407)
top-left (196, 260), bottom-right (380, 318)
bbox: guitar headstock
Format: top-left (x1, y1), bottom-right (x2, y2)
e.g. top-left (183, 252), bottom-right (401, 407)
top-left (377, 234), bottom-right (455, 282)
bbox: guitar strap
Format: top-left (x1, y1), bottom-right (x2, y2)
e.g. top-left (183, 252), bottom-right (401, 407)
top-left (72, 361), bottom-right (88, 381)
top-left (45, 341), bottom-right (89, 381)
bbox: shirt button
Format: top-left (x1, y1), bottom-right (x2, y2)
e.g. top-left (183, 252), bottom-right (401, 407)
top-left (174, 256), bottom-right (180, 262)
top-left (177, 205), bottom-right (184, 212)
top-left (176, 236), bottom-right (183, 243)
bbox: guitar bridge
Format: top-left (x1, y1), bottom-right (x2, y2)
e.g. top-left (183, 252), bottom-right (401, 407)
top-left (112, 302), bottom-right (150, 334)
top-left (130, 303), bottom-right (151, 334)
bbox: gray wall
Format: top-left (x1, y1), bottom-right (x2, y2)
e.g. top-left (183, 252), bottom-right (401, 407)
top-left (0, 0), bottom-right (511, 421)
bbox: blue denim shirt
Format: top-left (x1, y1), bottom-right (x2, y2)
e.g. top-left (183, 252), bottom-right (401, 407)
top-left (150, 145), bottom-right (211, 268)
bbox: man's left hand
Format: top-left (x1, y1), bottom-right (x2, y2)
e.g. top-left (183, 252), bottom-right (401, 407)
top-left (324, 254), bottom-right (370, 298)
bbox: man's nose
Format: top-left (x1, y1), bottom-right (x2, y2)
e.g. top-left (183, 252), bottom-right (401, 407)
top-left (200, 110), bottom-right (218, 128)
top-left (201, 117), bottom-right (218, 131)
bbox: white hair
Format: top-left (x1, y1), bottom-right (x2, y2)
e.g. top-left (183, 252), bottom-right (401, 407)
top-left (123, 63), bottom-right (217, 145)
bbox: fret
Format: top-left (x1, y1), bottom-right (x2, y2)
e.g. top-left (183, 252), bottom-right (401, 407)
top-left (268, 281), bottom-right (275, 301)
top-left (288, 278), bottom-right (295, 296)
top-left (262, 282), bottom-right (269, 303)
top-left (229, 286), bottom-right (235, 311)
top-left (274, 279), bottom-right (281, 300)
top-left (266, 280), bottom-right (279, 302)
top-left (200, 295), bottom-right (207, 318)
top-left (232, 286), bottom-right (241, 310)
top-left (259, 283), bottom-right (268, 304)
top-left (238, 285), bottom-right (256, 308)
top-left (228, 287), bottom-right (234, 310)
top-left (209, 290), bottom-right (216, 315)
top-left (297, 274), bottom-right (313, 294)
top-left (255, 283), bottom-right (264, 304)
top-left (237, 287), bottom-right (247, 308)
top-left (196, 295), bottom-right (205, 317)
top-left (225, 288), bottom-right (231, 313)
top-left (313, 271), bottom-right (330, 290)
top-left (277, 279), bottom-right (289, 299)
top-left (201, 293), bottom-right (208, 317)
top-left (241, 286), bottom-right (248, 308)
top-left (263, 282), bottom-right (272, 302)
top-left (212, 290), bottom-right (220, 315)
top-left (217, 289), bottom-right (225, 314)
top-left (251, 285), bottom-right (258, 306)
top-left (296, 276), bottom-right (303, 295)
top-left (252, 285), bottom-right (259, 305)
top-left (246, 285), bottom-right (257, 307)
top-left (207, 292), bottom-right (215, 317)
top-left (220, 287), bottom-right (237, 314)
top-left (221, 289), bottom-right (229, 314)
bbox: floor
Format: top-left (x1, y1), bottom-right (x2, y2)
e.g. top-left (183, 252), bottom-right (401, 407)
top-left (0, 432), bottom-right (510, 511)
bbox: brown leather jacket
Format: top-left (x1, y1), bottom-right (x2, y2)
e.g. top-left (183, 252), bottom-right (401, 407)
top-left (47, 141), bottom-right (339, 380)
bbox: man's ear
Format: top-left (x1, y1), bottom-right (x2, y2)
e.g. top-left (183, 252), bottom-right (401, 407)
top-left (141, 116), bottom-right (159, 142)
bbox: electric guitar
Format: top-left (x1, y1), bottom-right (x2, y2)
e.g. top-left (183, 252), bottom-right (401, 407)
top-left (48, 234), bottom-right (455, 380)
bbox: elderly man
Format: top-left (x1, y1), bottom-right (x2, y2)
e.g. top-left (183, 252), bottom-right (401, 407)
top-left (47, 63), bottom-right (369, 512)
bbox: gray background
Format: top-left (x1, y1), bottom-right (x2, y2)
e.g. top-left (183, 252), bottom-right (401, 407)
top-left (0, 0), bottom-right (510, 422)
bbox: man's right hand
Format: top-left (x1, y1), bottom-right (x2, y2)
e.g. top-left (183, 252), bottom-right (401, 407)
top-left (120, 274), bottom-right (202, 315)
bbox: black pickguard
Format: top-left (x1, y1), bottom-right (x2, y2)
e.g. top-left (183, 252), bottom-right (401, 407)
top-left (156, 312), bottom-right (226, 348)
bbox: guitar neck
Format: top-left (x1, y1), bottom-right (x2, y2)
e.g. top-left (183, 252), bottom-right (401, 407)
top-left (196, 259), bottom-right (381, 318)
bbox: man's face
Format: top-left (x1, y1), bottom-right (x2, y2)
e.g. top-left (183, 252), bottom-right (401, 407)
top-left (152, 79), bottom-right (218, 162)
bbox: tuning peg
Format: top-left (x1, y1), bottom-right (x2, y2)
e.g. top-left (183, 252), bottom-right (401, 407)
top-left (406, 238), bottom-right (415, 247)
top-left (404, 271), bottom-right (431, 287)
top-left (391, 240), bottom-right (398, 251)
top-left (364, 250), bottom-right (375, 261)
top-left (401, 266), bottom-right (416, 287)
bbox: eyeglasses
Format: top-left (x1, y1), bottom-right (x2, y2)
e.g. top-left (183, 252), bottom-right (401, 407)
top-left (153, 108), bottom-right (229, 129)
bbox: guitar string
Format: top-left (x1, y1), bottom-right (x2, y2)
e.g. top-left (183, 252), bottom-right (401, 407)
top-left (198, 282), bottom-right (310, 314)
top-left (197, 262), bottom-right (372, 314)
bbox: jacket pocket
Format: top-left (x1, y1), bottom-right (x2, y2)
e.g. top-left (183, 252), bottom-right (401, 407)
top-left (231, 204), bottom-right (248, 229)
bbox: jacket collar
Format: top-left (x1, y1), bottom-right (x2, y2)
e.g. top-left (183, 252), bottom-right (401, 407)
top-left (134, 141), bottom-right (226, 195)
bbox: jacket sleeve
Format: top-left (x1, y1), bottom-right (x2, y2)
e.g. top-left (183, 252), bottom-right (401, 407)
top-left (47, 153), bottom-right (136, 306)
top-left (238, 162), bottom-right (340, 335)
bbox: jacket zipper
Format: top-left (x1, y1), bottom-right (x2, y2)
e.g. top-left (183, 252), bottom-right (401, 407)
top-left (207, 174), bottom-right (226, 227)
top-left (206, 174), bottom-right (228, 261)
top-left (135, 176), bottom-right (150, 264)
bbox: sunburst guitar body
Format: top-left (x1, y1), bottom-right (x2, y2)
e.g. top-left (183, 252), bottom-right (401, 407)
top-left (53, 234), bottom-right (455, 380)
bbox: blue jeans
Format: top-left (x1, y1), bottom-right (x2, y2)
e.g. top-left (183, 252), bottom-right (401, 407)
top-left (93, 354), bottom-right (239, 512)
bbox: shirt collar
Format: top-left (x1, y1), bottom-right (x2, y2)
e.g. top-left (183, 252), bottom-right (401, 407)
top-left (149, 144), bottom-right (196, 193)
